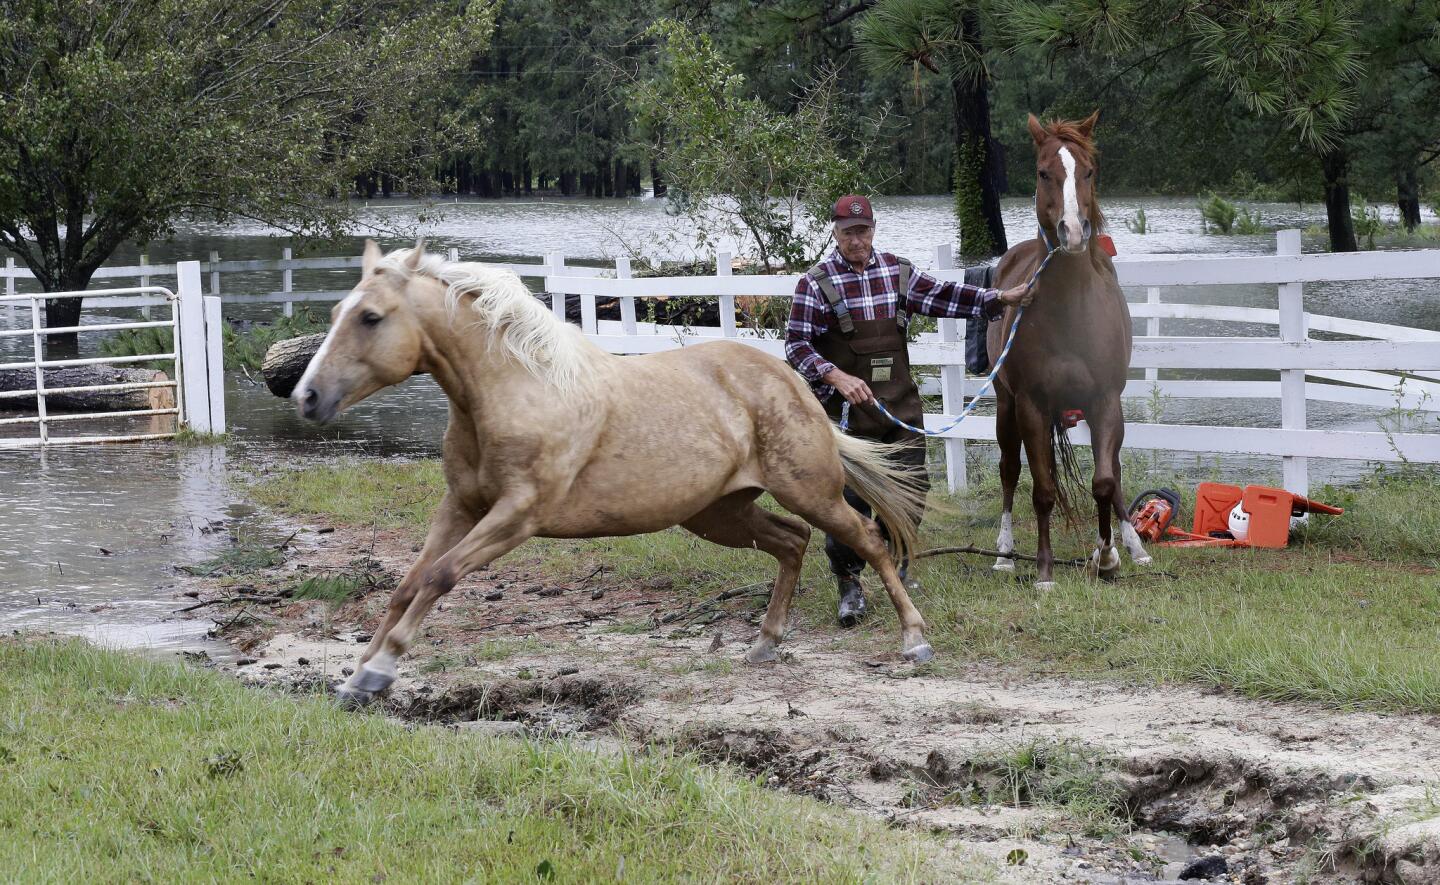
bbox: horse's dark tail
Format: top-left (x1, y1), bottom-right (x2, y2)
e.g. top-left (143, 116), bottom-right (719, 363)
top-left (1050, 414), bottom-right (1089, 531)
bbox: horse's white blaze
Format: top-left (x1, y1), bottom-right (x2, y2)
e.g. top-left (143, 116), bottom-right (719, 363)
top-left (1120, 521), bottom-right (1152, 564)
top-left (294, 289), bottom-right (363, 401)
top-left (1057, 146), bottom-right (1084, 250)
top-left (993, 511), bottom-right (1015, 571)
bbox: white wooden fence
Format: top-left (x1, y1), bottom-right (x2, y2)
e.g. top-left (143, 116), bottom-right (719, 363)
top-left (2, 237), bottom-right (1437, 490)
top-left (0, 260), bottom-right (224, 447)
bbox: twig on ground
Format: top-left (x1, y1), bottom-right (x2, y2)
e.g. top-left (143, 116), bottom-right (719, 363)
top-left (658, 582), bottom-right (772, 626)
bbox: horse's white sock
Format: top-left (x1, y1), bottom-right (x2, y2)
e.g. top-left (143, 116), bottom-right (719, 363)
top-left (1120, 521), bottom-right (1152, 565)
top-left (993, 512), bottom-right (1015, 572)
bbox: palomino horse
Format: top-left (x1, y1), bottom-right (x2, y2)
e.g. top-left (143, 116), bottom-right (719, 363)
top-left (296, 241), bottom-right (934, 705)
top-left (986, 112), bottom-right (1152, 587)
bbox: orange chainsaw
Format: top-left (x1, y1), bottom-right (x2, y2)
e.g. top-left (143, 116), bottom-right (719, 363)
top-left (1128, 488), bottom-right (1181, 543)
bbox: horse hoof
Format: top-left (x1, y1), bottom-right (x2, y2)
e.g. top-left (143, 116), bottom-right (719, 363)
top-left (333, 686), bottom-right (374, 709)
top-left (993, 559), bottom-right (1015, 573)
top-left (1035, 581), bottom-right (1057, 591)
top-left (1133, 554), bottom-right (1153, 566)
top-left (903, 642), bottom-right (935, 664)
top-left (745, 640), bottom-right (779, 665)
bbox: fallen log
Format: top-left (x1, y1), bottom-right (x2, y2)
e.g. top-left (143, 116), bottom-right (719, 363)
top-left (0, 366), bottom-right (174, 413)
top-left (261, 333), bottom-right (325, 399)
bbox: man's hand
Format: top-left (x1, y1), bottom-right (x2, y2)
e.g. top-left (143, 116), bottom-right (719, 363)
top-left (823, 368), bottom-right (874, 405)
top-left (998, 283), bottom-right (1034, 308)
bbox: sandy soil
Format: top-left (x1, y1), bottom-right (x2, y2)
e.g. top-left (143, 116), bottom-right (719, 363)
top-left (182, 523), bottom-right (1440, 884)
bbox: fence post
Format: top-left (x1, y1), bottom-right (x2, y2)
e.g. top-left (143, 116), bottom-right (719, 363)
top-left (1144, 287), bottom-right (1160, 384)
top-left (1276, 229), bottom-right (1307, 495)
top-left (447, 247), bottom-right (459, 263)
top-left (204, 296), bottom-right (226, 434)
top-left (29, 296), bottom-right (49, 444)
top-left (716, 250), bottom-right (736, 338)
top-left (139, 253), bottom-right (152, 320)
top-left (176, 260), bottom-right (212, 435)
top-left (616, 257), bottom-right (637, 336)
top-left (934, 244), bottom-right (966, 491)
top-left (208, 250), bottom-right (221, 297)
top-left (3, 257), bottom-right (14, 326)
top-left (282, 247), bottom-right (294, 318)
top-left (547, 252), bottom-right (567, 322)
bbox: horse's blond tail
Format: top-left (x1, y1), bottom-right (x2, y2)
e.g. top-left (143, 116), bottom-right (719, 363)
top-left (831, 427), bottom-right (928, 565)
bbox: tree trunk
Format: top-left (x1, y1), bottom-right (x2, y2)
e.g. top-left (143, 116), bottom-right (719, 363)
top-left (950, 11), bottom-right (1007, 259)
top-left (1397, 167), bottom-right (1422, 232)
top-left (1321, 149), bottom-right (1358, 253)
top-left (651, 159), bottom-right (666, 197)
top-left (0, 366), bottom-right (173, 413)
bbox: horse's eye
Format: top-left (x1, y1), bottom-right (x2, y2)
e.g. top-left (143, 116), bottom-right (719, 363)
top-left (361, 311), bottom-right (383, 327)
top-left (1086, 169), bottom-right (1095, 180)
top-left (1038, 170), bottom-right (1049, 181)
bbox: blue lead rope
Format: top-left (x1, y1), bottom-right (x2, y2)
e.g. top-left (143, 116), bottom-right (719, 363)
top-left (840, 231), bottom-right (1062, 437)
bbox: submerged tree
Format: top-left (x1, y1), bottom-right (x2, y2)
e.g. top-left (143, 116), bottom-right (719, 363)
top-left (0, 0), bottom-right (498, 345)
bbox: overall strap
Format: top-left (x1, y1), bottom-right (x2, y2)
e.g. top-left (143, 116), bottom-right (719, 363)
top-left (894, 256), bottom-right (912, 329)
top-left (807, 265), bottom-right (854, 336)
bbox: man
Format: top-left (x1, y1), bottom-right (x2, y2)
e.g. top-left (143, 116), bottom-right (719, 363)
top-left (786, 194), bottom-right (1032, 626)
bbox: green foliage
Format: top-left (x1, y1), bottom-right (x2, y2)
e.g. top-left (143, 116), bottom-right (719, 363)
top-left (1199, 193), bottom-right (1238, 234)
top-left (0, 0), bottom-right (499, 301)
top-left (855, 0), bottom-right (986, 83)
top-left (1199, 193), bottom-right (1263, 234)
top-left (1350, 197), bottom-right (1383, 250)
top-left (1234, 207), bottom-right (1265, 235)
top-left (1124, 208), bottom-right (1148, 234)
top-left (996, 0), bottom-right (1363, 151)
top-left (632, 20), bottom-right (876, 270)
top-left (99, 325), bottom-right (174, 373)
top-left (222, 306), bottom-right (330, 372)
top-left (952, 138), bottom-right (996, 257)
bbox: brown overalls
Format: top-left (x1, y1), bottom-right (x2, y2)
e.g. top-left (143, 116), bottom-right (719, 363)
top-left (807, 260), bottom-right (930, 576)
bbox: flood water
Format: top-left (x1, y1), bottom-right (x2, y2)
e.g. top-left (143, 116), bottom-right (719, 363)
top-left (1, 195), bottom-right (1436, 651)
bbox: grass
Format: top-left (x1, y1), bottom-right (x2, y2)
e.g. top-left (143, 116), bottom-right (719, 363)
top-left (245, 459), bottom-right (1440, 712)
top-left (0, 637), bottom-right (974, 882)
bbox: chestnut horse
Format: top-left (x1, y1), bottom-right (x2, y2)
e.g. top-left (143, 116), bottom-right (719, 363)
top-left (987, 112), bottom-right (1152, 587)
top-left (296, 241), bottom-right (934, 705)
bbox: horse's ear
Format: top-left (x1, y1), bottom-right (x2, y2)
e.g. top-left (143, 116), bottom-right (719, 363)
top-left (1077, 109), bottom-right (1100, 138)
top-left (362, 239), bottom-right (382, 277)
top-left (1027, 113), bottom-right (1048, 146)
top-left (404, 238), bottom-right (426, 271)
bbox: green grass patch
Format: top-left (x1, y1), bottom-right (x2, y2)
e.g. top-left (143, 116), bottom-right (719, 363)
top-left (245, 459), bottom-right (1440, 712)
top-left (0, 638), bottom-right (971, 882)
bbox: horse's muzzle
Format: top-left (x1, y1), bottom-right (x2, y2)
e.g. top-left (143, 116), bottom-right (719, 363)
top-left (296, 385), bottom-right (340, 424)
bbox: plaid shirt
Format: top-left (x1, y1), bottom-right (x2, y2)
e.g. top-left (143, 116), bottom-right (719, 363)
top-left (786, 249), bottom-right (1002, 400)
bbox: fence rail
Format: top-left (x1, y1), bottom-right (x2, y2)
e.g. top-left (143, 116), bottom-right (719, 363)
top-left (3, 237), bottom-right (1438, 488)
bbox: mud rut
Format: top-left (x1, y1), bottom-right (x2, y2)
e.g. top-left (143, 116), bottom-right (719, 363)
top-left (190, 525), bottom-right (1440, 884)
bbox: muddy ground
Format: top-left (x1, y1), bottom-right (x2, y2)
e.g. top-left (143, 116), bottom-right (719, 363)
top-left (178, 522), bottom-right (1440, 884)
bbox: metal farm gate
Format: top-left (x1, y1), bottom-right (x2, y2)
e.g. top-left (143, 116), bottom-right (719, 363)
top-left (0, 261), bottom-right (224, 447)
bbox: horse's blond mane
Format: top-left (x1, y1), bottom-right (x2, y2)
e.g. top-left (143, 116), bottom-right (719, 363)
top-left (378, 248), bottom-right (595, 394)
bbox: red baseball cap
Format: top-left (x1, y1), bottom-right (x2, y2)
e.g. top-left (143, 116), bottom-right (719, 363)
top-left (832, 195), bottom-right (874, 230)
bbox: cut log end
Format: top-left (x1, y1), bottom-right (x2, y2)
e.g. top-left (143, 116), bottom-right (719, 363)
top-left (261, 333), bottom-right (325, 399)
